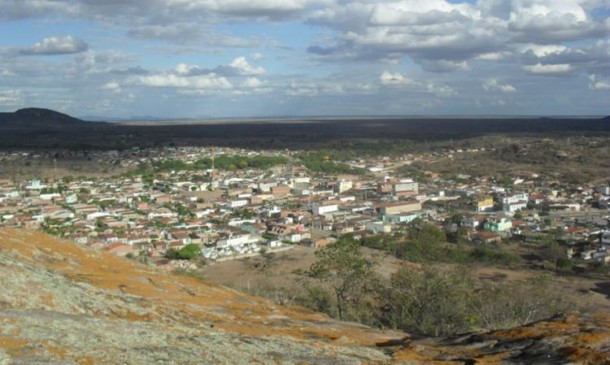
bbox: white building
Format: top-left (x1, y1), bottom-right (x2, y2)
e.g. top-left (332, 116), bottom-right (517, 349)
top-left (313, 203), bottom-right (338, 216)
top-left (394, 179), bottom-right (419, 194)
top-left (228, 199), bottom-right (249, 208)
top-left (502, 192), bottom-right (528, 212)
top-left (502, 193), bottom-right (528, 205)
top-left (216, 234), bottom-right (259, 248)
top-left (503, 201), bottom-right (528, 213)
top-left (336, 180), bottom-right (353, 194)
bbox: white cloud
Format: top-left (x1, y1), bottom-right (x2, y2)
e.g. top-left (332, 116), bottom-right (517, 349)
top-left (20, 35), bottom-right (88, 55)
top-left (475, 52), bottom-right (510, 61)
top-left (101, 81), bottom-right (122, 94)
top-left (135, 73), bottom-right (233, 89)
top-left (228, 56), bottom-right (265, 76)
top-left (0, 0), bottom-right (609, 117)
top-left (518, 44), bottom-right (568, 57)
top-left (522, 63), bottom-right (573, 74)
top-left (483, 79), bottom-right (517, 93)
top-left (241, 77), bottom-right (263, 88)
top-left (380, 71), bottom-right (411, 86)
top-left (306, 0), bottom-right (609, 76)
top-left (588, 74), bottom-right (610, 90)
top-left (508, 0), bottom-right (605, 43)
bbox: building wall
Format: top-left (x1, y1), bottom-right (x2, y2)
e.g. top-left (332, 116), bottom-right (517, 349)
top-left (313, 204), bottom-right (338, 215)
top-left (381, 202), bottom-right (422, 216)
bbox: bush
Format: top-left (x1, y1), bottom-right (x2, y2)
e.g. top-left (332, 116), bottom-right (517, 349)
top-left (165, 243), bottom-right (201, 260)
top-left (379, 266), bottom-right (474, 337)
top-left (470, 247), bottom-right (522, 266)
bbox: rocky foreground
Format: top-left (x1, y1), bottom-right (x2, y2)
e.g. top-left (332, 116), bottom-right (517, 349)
top-left (0, 229), bottom-right (608, 364)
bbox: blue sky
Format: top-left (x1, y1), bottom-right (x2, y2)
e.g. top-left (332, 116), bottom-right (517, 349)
top-left (0, 0), bottom-right (609, 118)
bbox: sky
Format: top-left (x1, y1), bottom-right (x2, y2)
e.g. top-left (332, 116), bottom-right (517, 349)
top-left (0, 0), bottom-right (609, 119)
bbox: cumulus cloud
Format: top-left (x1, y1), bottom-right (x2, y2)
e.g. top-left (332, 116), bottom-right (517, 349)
top-left (101, 81), bottom-right (122, 94)
top-left (508, 0), bottom-right (608, 43)
top-left (20, 35), bottom-right (88, 55)
top-left (135, 73), bottom-right (233, 89)
top-left (483, 79), bottom-right (517, 93)
top-left (227, 56), bottom-right (265, 75)
top-left (129, 56), bottom-right (272, 93)
top-left (1, 0), bottom-right (609, 116)
top-left (305, 0), bottom-right (609, 76)
top-left (522, 63), bottom-right (573, 74)
top-left (241, 77), bottom-right (263, 88)
top-left (379, 71), bottom-right (412, 86)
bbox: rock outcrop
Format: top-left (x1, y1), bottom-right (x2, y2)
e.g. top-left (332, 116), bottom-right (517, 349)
top-left (0, 229), bottom-right (608, 364)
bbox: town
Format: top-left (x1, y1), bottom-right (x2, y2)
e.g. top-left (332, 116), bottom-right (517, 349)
top-left (1, 144), bottom-right (609, 271)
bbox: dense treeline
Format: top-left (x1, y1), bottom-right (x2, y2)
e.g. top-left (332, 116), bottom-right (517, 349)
top-left (296, 152), bottom-right (366, 175)
top-left (360, 222), bottom-right (522, 266)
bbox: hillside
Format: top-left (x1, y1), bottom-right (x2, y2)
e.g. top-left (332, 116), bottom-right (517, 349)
top-left (0, 108), bottom-right (96, 129)
top-left (0, 229), bottom-right (609, 364)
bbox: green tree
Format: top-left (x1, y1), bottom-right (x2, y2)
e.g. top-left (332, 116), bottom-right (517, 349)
top-left (308, 235), bottom-right (376, 320)
top-left (394, 222), bottom-right (447, 262)
top-left (380, 266), bottom-right (474, 337)
top-left (165, 243), bottom-right (201, 260)
top-left (472, 274), bottom-right (570, 330)
top-left (555, 257), bottom-right (572, 272)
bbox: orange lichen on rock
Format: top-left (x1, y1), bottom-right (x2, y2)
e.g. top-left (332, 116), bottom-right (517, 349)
top-left (0, 337), bottom-right (28, 352)
top-left (1, 228), bottom-right (609, 364)
top-left (0, 228), bottom-right (403, 350)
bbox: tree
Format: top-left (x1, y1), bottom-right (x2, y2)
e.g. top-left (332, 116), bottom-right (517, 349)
top-left (380, 266), bottom-right (474, 337)
top-left (165, 243), bottom-right (201, 260)
top-left (308, 235), bottom-right (376, 320)
top-left (394, 222), bottom-right (447, 262)
top-left (472, 274), bottom-right (570, 330)
top-left (555, 257), bottom-right (572, 272)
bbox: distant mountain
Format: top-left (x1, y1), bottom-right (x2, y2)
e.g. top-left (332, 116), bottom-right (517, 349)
top-left (0, 107), bottom-right (101, 128)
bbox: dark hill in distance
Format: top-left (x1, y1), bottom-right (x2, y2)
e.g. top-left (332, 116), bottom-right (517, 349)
top-left (0, 107), bottom-right (609, 149)
top-left (0, 108), bottom-right (104, 128)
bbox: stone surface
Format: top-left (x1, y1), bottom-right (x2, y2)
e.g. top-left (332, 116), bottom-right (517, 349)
top-left (0, 229), bottom-right (608, 364)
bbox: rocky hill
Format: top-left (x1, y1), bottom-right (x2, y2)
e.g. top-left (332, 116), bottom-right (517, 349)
top-left (0, 229), bottom-right (608, 364)
top-left (0, 108), bottom-right (99, 129)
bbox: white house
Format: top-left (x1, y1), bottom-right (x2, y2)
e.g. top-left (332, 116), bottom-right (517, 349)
top-left (503, 201), bottom-right (527, 213)
top-left (216, 234), bottom-right (259, 248)
top-left (228, 199), bottom-right (249, 209)
top-left (313, 203), bottom-right (338, 216)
